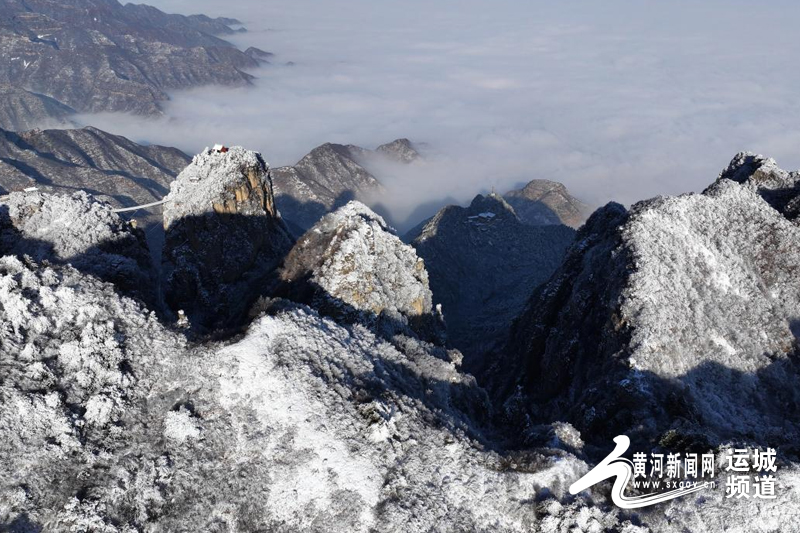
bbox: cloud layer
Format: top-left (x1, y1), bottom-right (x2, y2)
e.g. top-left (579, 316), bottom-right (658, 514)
top-left (78, 0), bottom-right (800, 224)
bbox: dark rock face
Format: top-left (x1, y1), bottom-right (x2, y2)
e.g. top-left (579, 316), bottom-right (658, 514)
top-left (411, 193), bottom-right (575, 376)
top-left (504, 179), bottom-right (590, 228)
top-left (0, 0), bottom-right (263, 129)
top-left (162, 146), bottom-right (293, 332)
top-left (278, 201), bottom-right (446, 344)
top-left (494, 165), bottom-right (800, 450)
top-left (0, 190), bottom-right (156, 304)
top-left (271, 142), bottom-right (384, 231)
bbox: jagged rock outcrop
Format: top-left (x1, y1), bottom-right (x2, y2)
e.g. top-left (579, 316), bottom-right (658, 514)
top-left (504, 179), bottom-right (590, 228)
top-left (0, 0), bottom-right (264, 128)
top-left (411, 193), bottom-right (575, 375)
top-left (494, 158), bottom-right (800, 451)
top-left (161, 146), bottom-right (293, 332)
top-left (271, 142), bottom-right (385, 231)
top-left (0, 190), bottom-right (155, 303)
top-left (278, 201), bottom-right (445, 342)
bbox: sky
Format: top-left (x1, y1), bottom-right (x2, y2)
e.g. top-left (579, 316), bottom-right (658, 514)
top-left (82, 0), bottom-right (800, 225)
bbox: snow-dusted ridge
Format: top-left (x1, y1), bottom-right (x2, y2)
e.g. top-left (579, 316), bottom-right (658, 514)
top-left (495, 153), bottom-right (800, 450)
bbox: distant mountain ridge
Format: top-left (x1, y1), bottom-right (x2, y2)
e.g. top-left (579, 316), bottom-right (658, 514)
top-left (411, 193), bottom-right (575, 375)
top-left (504, 178), bottom-right (589, 228)
top-left (0, 125), bottom-right (189, 203)
top-left (0, 0), bottom-right (268, 130)
top-left (271, 138), bottom-right (420, 231)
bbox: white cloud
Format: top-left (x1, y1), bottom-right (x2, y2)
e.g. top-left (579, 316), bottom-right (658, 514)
top-left (77, 0), bottom-right (800, 225)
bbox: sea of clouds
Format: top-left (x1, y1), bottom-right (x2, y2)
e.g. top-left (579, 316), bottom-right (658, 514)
top-left (81, 0), bottom-right (800, 227)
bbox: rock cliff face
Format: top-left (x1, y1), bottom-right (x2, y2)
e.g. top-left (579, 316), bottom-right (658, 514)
top-left (411, 193), bottom-right (575, 375)
top-left (162, 146), bottom-right (293, 332)
top-left (278, 201), bottom-right (444, 342)
top-left (494, 156), bottom-right (800, 450)
top-left (0, 0), bottom-right (264, 129)
top-left (0, 190), bottom-right (155, 304)
top-left (504, 179), bottom-right (589, 228)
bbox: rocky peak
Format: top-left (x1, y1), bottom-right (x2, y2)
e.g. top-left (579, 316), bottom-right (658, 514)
top-left (504, 178), bottom-right (589, 228)
top-left (0, 189), bottom-right (155, 304)
top-left (376, 138), bottom-right (420, 163)
top-left (278, 201), bottom-right (443, 341)
top-left (161, 146), bottom-right (293, 332)
top-left (716, 151), bottom-right (800, 220)
top-left (163, 146), bottom-right (277, 227)
top-left (466, 192), bottom-right (519, 221)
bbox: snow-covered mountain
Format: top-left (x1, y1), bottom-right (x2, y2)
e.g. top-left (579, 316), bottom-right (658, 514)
top-left (0, 189), bottom-right (156, 305)
top-left (492, 154), bottom-right (800, 453)
top-left (3, 147), bottom-right (800, 531)
top-left (278, 201), bottom-right (446, 343)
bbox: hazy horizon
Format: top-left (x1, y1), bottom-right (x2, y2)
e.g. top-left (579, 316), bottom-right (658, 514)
top-left (77, 0), bottom-right (800, 224)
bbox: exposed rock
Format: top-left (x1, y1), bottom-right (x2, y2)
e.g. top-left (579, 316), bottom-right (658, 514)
top-left (504, 179), bottom-right (590, 228)
top-left (162, 146), bottom-right (293, 332)
top-left (411, 193), bottom-right (575, 375)
top-left (0, 190), bottom-right (155, 304)
top-left (493, 165), bottom-right (800, 450)
top-left (0, 0), bottom-right (264, 128)
top-left (279, 201), bottom-right (444, 342)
